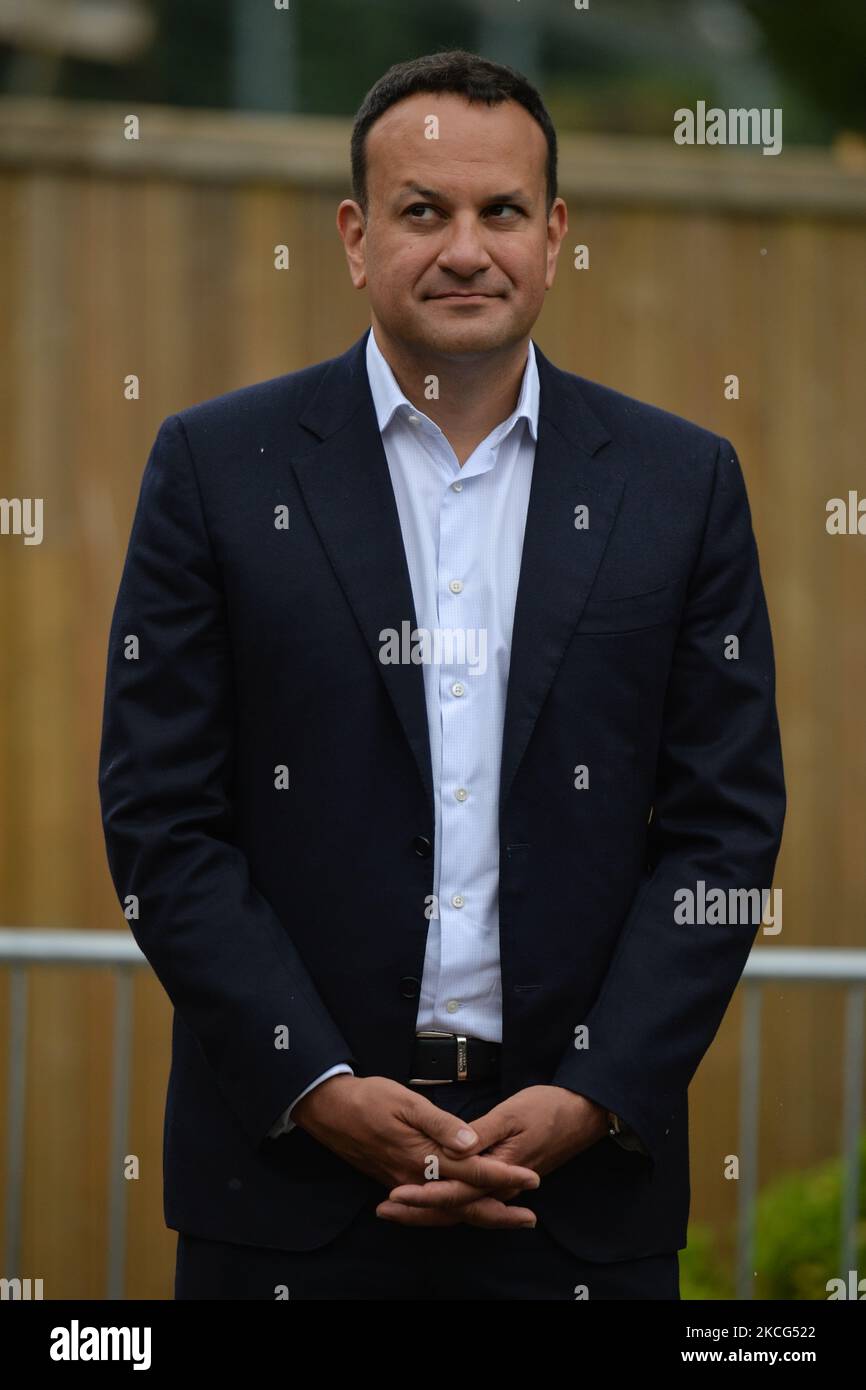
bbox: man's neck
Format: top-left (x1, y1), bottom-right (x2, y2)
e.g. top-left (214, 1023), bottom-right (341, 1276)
top-left (371, 321), bottom-right (530, 465)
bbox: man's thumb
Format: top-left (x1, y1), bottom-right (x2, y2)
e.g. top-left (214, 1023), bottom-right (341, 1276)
top-left (410, 1096), bottom-right (480, 1151)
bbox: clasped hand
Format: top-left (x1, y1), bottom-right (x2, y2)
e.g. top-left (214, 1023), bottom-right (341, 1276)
top-left (291, 1074), bottom-right (609, 1230)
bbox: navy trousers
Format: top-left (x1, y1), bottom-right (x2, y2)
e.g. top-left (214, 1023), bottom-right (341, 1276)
top-left (175, 1076), bottom-right (680, 1301)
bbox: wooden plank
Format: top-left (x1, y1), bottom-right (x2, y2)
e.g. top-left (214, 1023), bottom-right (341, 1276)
top-left (1, 97), bottom-right (865, 214)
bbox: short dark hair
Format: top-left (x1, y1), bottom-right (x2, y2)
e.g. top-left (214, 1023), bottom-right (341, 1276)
top-left (350, 50), bottom-right (558, 218)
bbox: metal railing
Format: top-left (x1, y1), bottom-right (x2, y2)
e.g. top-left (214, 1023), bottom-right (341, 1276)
top-left (1, 929), bottom-right (864, 1299)
top-left (0, 929), bottom-right (146, 1300)
top-left (735, 949), bottom-right (865, 1300)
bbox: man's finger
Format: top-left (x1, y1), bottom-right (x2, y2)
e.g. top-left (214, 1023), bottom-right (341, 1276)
top-left (456, 1103), bottom-right (518, 1153)
top-left (376, 1195), bottom-right (537, 1229)
top-left (387, 1179), bottom-right (530, 1208)
top-left (436, 1152), bottom-right (538, 1188)
top-left (403, 1093), bottom-right (520, 1157)
top-left (458, 1196), bottom-right (537, 1230)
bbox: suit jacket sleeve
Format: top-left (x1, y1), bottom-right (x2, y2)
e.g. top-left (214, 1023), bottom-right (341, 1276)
top-left (98, 414), bottom-right (359, 1147)
top-left (549, 436), bottom-right (785, 1167)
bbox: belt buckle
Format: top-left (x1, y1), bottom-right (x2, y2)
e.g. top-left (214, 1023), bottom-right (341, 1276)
top-left (410, 1030), bottom-right (469, 1084)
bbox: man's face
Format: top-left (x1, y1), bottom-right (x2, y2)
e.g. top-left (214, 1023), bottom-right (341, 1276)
top-left (338, 92), bottom-right (568, 358)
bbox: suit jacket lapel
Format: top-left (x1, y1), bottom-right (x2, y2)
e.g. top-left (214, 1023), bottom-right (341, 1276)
top-left (499, 342), bottom-right (622, 813)
top-left (291, 331), bottom-right (436, 822)
top-left (290, 329), bottom-right (624, 829)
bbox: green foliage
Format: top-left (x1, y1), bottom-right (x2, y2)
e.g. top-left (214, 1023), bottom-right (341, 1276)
top-left (16, 0), bottom-right (862, 144)
top-left (753, 1131), bottom-right (866, 1299)
top-left (744, 0), bottom-right (866, 135)
top-left (680, 1222), bottom-right (733, 1300)
top-left (680, 1132), bottom-right (866, 1300)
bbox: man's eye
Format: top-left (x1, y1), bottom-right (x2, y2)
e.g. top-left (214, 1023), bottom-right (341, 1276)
top-left (403, 203), bottom-right (522, 220)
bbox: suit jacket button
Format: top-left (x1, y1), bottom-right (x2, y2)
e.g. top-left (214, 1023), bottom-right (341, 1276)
top-left (412, 835), bottom-right (432, 858)
top-left (400, 976), bottom-right (420, 998)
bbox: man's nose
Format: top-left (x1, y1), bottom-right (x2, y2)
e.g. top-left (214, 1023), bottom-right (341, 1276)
top-left (436, 215), bottom-right (494, 277)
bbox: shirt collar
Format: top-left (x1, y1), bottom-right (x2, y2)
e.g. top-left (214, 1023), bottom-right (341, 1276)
top-left (365, 323), bottom-right (539, 446)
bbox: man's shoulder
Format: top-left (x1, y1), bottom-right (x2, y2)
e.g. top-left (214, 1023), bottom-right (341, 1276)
top-left (170, 346), bottom-right (348, 445)
top-left (546, 354), bottom-right (727, 471)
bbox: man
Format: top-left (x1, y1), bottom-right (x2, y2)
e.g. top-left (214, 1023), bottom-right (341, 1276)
top-left (98, 50), bottom-right (785, 1301)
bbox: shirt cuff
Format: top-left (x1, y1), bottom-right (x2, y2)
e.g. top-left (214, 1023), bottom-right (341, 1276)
top-left (267, 1063), bottom-right (355, 1138)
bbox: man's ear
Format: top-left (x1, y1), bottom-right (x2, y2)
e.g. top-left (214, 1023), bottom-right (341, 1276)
top-left (336, 199), bottom-right (367, 289)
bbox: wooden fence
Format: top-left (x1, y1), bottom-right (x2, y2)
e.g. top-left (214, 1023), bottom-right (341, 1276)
top-left (0, 97), bottom-right (864, 1297)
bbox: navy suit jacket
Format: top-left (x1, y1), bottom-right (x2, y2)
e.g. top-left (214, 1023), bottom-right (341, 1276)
top-left (98, 327), bottom-right (785, 1261)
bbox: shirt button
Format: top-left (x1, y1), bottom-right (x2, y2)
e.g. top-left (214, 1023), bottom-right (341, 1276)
top-left (454, 788), bottom-right (468, 802)
top-left (446, 1000), bottom-right (460, 1014)
top-left (449, 579), bottom-right (463, 594)
top-left (407, 413), bottom-right (420, 425)
top-left (451, 481), bottom-right (463, 492)
top-left (451, 681), bottom-right (465, 697)
top-left (451, 894), bottom-right (465, 909)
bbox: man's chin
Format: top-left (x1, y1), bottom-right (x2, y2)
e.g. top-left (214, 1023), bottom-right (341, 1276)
top-left (411, 307), bottom-right (520, 357)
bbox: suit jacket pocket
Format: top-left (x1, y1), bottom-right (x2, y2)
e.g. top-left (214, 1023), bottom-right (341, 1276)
top-left (577, 582), bottom-right (680, 635)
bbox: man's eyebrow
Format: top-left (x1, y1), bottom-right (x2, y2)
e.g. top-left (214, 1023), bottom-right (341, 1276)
top-left (394, 184), bottom-right (531, 206)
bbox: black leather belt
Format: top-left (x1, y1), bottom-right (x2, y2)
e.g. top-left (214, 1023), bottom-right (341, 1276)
top-left (410, 1030), bottom-right (501, 1084)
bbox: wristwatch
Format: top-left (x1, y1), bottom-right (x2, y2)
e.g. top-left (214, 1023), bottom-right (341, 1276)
top-left (606, 1109), bottom-right (647, 1153)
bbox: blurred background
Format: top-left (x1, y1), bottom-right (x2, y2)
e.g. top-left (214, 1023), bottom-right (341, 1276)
top-left (0, 0), bottom-right (864, 1300)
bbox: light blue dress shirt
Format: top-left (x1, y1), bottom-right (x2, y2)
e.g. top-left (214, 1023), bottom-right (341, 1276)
top-left (268, 326), bottom-right (643, 1153)
top-left (269, 325), bottom-right (537, 1136)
